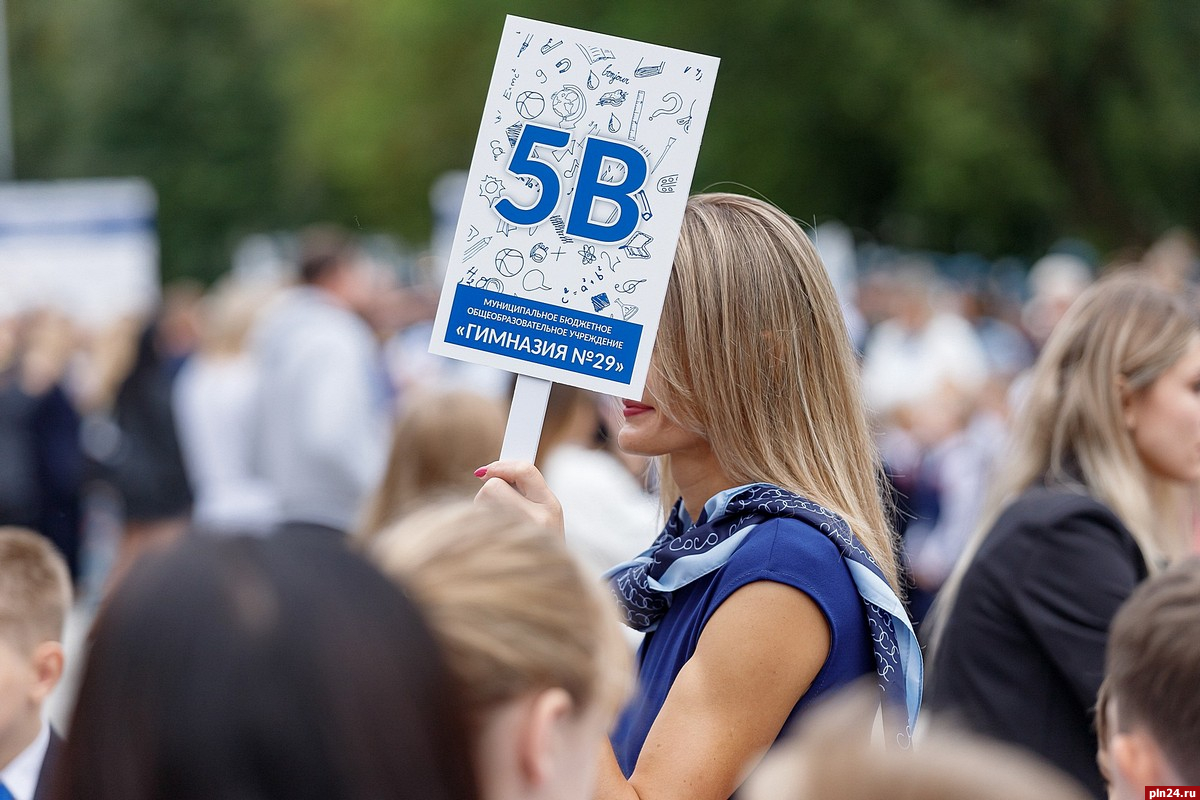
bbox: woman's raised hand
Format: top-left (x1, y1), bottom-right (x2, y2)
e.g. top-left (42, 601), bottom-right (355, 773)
top-left (474, 460), bottom-right (565, 537)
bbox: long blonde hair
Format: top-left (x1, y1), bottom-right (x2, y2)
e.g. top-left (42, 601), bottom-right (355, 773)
top-left (933, 274), bottom-right (1199, 644)
top-left (367, 502), bottom-right (630, 731)
top-left (651, 193), bottom-right (900, 592)
top-left (359, 390), bottom-right (505, 535)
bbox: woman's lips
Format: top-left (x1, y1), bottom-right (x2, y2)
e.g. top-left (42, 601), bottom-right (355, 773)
top-left (622, 400), bottom-right (654, 418)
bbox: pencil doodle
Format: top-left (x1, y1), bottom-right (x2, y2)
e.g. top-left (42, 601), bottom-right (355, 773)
top-left (463, 237), bottom-right (491, 262)
top-left (634, 189), bottom-right (652, 221)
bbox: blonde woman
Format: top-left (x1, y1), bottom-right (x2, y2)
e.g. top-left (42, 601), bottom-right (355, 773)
top-left (367, 502), bottom-right (631, 800)
top-left (358, 389), bottom-right (506, 534)
top-left (928, 275), bottom-right (1200, 798)
top-left (477, 193), bottom-right (920, 800)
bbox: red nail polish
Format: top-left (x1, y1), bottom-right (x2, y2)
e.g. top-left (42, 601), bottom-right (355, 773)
top-left (474, 467), bottom-right (487, 478)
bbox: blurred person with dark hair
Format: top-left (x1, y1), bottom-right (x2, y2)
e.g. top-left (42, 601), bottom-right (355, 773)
top-left (1097, 557), bottom-right (1200, 799)
top-left (53, 531), bottom-right (477, 800)
top-left (0, 312), bottom-right (84, 579)
top-left (251, 226), bottom-right (390, 535)
top-left (88, 315), bottom-right (193, 593)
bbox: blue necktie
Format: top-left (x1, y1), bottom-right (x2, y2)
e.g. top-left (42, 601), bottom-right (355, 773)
top-left (0, 781), bottom-right (15, 800)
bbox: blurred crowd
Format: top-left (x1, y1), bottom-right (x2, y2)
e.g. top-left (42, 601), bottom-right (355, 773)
top-left (3, 214), bottom-right (1200, 800)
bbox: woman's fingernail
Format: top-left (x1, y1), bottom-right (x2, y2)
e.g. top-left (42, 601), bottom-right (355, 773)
top-left (474, 467), bottom-right (488, 478)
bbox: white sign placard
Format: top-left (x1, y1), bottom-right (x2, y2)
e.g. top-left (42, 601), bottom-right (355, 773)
top-left (430, 15), bottom-right (718, 399)
top-left (0, 178), bottom-right (159, 327)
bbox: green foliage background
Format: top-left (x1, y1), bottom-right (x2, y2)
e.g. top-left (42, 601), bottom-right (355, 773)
top-left (11, 0), bottom-right (1200, 282)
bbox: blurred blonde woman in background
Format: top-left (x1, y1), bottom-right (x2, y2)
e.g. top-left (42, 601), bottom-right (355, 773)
top-left (366, 502), bottom-right (631, 800)
top-left (929, 274), bottom-right (1200, 798)
top-left (358, 390), bottom-right (505, 534)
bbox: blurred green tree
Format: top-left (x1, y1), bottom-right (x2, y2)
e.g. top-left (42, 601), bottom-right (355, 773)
top-left (10, 0), bottom-right (1200, 279)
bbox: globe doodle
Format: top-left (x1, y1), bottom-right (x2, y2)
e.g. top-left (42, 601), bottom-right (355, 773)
top-left (494, 248), bottom-right (525, 277)
top-left (515, 91), bottom-right (545, 120)
top-left (550, 85), bottom-right (587, 127)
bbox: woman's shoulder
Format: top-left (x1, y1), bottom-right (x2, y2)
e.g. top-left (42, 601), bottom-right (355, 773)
top-left (994, 487), bottom-right (1128, 535)
top-left (721, 516), bottom-right (858, 601)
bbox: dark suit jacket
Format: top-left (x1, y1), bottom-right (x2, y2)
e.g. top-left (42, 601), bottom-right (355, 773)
top-left (927, 487), bottom-right (1148, 799)
top-left (32, 729), bottom-right (62, 800)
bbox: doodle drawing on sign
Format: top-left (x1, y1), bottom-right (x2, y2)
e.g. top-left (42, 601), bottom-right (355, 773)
top-left (477, 277), bottom-right (504, 293)
top-left (592, 292), bottom-right (611, 312)
top-left (522, 270), bottom-right (552, 292)
top-left (529, 242), bottom-right (549, 263)
top-left (550, 85), bottom-right (587, 129)
top-left (620, 232), bottom-right (653, 259)
top-left (634, 58), bottom-right (665, 78)
top-left (517, 33), bottom-right (532, 57)
top-left (555, 58), bottom-right (571, 73)
top-left (598, 90), bottom-right (628, 107)
top-left (634, 189), bottom-right (652, 221)
top-left (540, 38), bottom-right (562, 55)
top-left (650, 92), bottom-right (683, 120)
top-left (608, 114), bottom-right (621, 134)
top-left (515, 91), bottom-right (545, 120)
top-left (461, 266), bottom-right (479, 285)
top-left (657, 174), bottom-right (679, 193)
top-left (577, 43), bottom-right (615, 64)
top-left (479, 176), bottom-right (505, 206)
top-left (463, 237), bottom-right (491, 261)
top-left (614, 297), bottom-right (639, 320)
top-left (651, 137), bottom-right (676, 173)
top-left (629, 90), bottom-right (645, 140)
top-left (616, 278), bottom-right (646, 294)
top-left (495, 248), bottom-right (525, 277)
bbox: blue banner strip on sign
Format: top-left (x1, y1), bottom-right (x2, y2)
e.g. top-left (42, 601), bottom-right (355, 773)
top-left (445, 283), bottom-right (640, 384)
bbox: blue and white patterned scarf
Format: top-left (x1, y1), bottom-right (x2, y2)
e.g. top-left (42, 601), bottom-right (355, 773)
top-left (607, 483), bottom-right (922, 746)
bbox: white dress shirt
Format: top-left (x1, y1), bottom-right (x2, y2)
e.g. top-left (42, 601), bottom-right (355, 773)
top-left (0, 721), bottom-right (50, 800)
